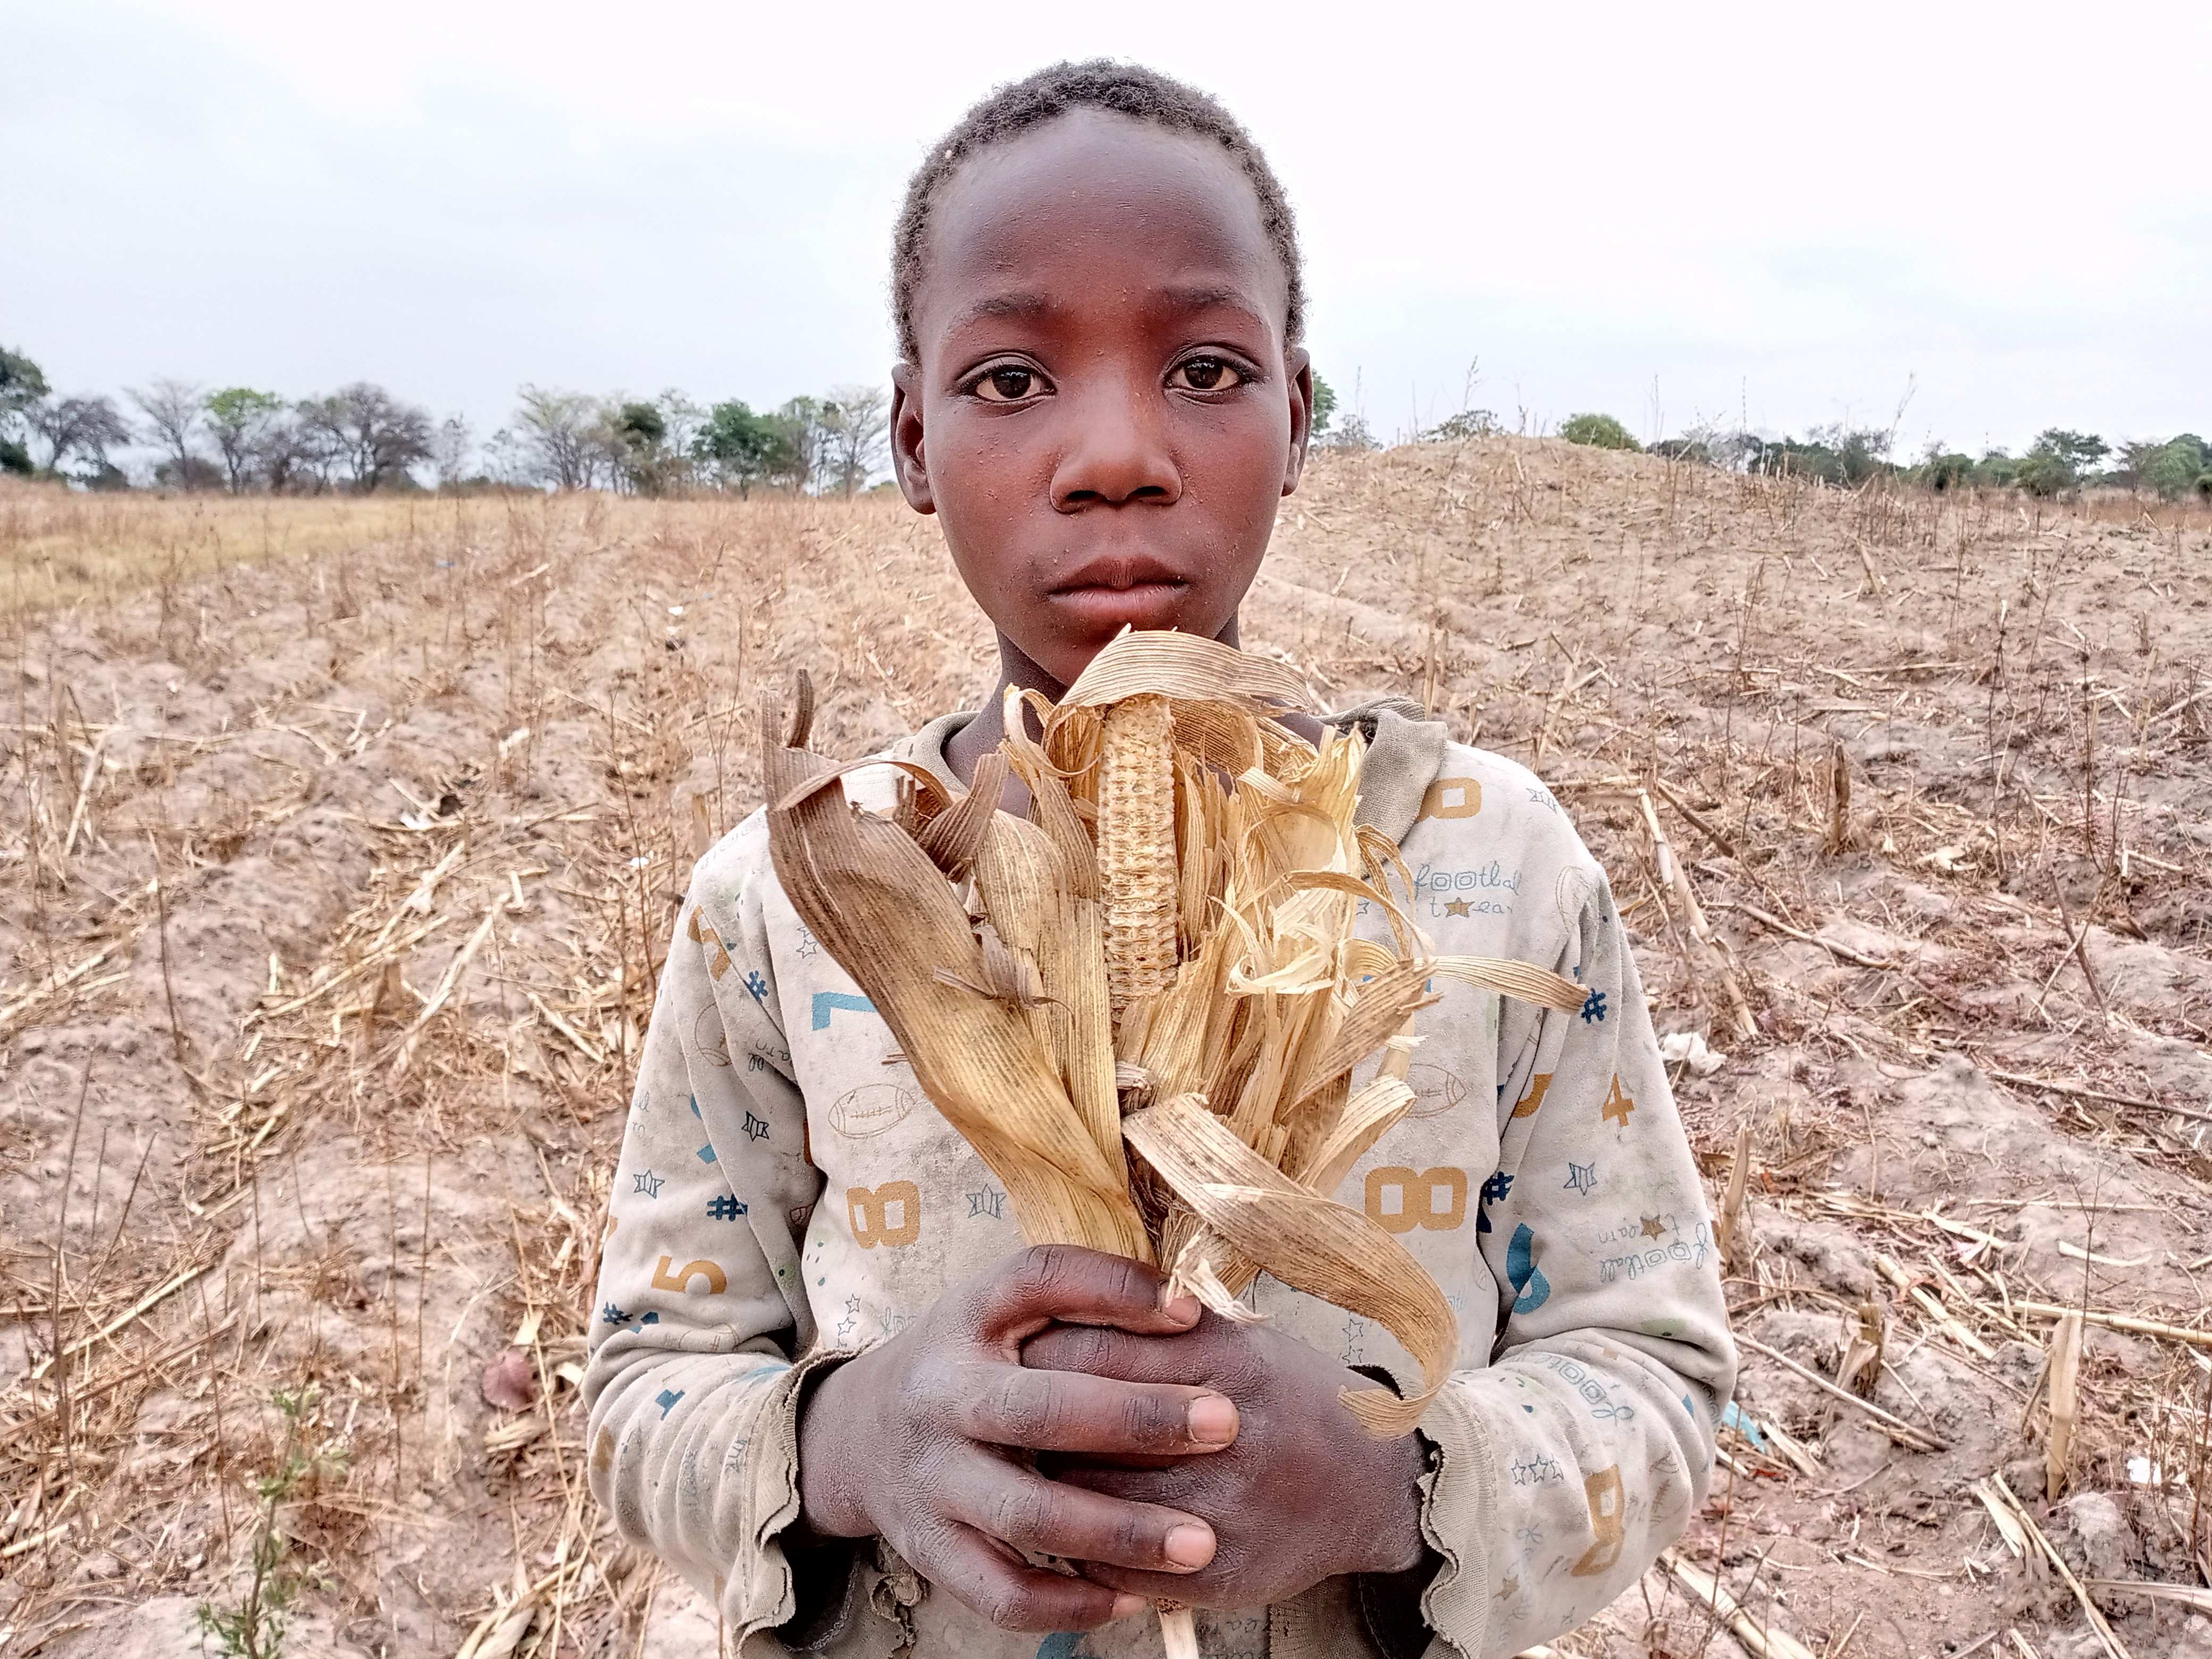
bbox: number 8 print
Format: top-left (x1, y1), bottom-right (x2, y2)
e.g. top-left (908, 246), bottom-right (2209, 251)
top-left (1362, 1166), bottom-right (1469, 1234)
top-left (847, 1180), bottom-right (923, 1248)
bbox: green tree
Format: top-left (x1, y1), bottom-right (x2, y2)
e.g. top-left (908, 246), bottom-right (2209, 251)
top-left (694, 400), bottom-right (799, 497)
top-left (2031, 428), bottom-right (2108, 475)
top-left (1559, 413), bottom-right (1640, 452)
top-left (2013, 450), bottom-right (2074, 498)
top-left (1310, 374), bottom-right (1337, 437)
top-left (2011, 428), bottom-right (2109, 498)
top-left (1911, 445), bottom-right (1982, 491)
top-left (1, 346), bottom-right (47, 424)
top-left (204, 388), bottom-right (285, 492)
top-left (608, 399), bottom-right (679, 495)
top-left (2143, 434), bottom-right (2207, 501)
top-left (1, 346), bottom-right (49, 476)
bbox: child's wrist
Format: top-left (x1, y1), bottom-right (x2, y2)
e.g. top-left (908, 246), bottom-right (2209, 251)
top-left (1348, 1429), bottom-right (1430, 1577)
top-left (794, 1356), bottom-right (876, 1541)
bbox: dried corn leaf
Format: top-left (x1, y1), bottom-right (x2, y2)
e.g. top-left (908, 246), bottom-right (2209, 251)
top-left (1126, 1095), bottom-right (1455, 1437)
top-left (1056, 629), bottom-right (1312, 716)
top-left (766, 632), bottom-right (1591, 1454)
top-left (971, 809), bottom-right (1122, 1175)
top-left (765, 713), bottom-right (1150, 1261)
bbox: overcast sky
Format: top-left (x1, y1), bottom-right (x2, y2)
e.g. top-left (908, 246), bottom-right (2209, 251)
top-left (6, 0), bottom-right (2207, 464)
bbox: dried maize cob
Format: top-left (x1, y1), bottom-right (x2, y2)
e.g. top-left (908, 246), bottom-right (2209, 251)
top-left (1098, 692), bottom-right (1179, 1009)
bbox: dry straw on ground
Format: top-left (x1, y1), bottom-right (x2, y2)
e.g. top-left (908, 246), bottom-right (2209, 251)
top-left (1, 442), bottom-right (2208, 1658)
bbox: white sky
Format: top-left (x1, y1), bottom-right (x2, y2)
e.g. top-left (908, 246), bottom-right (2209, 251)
top-left (6, 0), bottom-right (2207, 461)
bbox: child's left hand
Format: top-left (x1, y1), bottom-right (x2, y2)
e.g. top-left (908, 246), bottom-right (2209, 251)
top-left (1024, 1310), bottom-right (1429, 1609)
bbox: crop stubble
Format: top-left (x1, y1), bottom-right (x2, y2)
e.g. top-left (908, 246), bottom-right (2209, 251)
top-left (1, 442), bottom-right (2208, 1657)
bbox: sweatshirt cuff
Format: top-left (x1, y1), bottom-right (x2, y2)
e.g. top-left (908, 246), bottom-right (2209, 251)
top-left (727, 1346), bottom-right (863, 1652)
top-left (1407, 1382), bottom-right (1499, 1659)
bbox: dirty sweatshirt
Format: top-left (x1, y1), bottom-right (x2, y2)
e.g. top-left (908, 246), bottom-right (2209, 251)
top-left (583, 699), bottom-right (1736, 1659)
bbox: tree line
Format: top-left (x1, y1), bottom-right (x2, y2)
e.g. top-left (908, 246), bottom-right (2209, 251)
top-left (0, 344), bottom-right (892, 498)
top-left (4, 341), bottom-right (2202, 505)
top-left (1555, 408), bottom-right (2212, 502)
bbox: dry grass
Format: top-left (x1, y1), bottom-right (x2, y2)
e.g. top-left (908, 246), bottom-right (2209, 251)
top-left (1, 446), bottom-right (2207, 1658)
top-left (0, 486), bottom-right (462, 618)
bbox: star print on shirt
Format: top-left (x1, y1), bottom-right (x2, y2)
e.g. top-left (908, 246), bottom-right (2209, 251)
top-left (632, 1169), bottom-right (665, 1199)
top-left (1641, 1214), bottom-right (1669, 1239)
top-left (965, 1188), bottom-right (1007, 1220)
top-left (1564, 1160), bottom-right (1599, 1196)
top-left (741, 1111), bottom-right (770, 1142)
top-left (1444, 897), bottom-right (1472, 917)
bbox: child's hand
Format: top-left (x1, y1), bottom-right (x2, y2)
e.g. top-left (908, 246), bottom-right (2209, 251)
top-left (795, 1245), bottom-right (1243, 1632)
top-left (1025, 1311), bottom-right (1429, 1610)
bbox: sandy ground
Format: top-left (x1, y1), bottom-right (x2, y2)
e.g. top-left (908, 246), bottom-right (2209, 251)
top-left (2, 442), bottom-right (2208, 1658)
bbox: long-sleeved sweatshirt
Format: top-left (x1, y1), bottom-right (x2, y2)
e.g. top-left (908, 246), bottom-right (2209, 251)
top-left (583, 698), bottom-right (1736, 1659)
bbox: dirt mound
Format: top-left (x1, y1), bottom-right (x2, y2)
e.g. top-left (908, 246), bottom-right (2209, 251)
top-left (2, 448), bottom-right (2208, 1657)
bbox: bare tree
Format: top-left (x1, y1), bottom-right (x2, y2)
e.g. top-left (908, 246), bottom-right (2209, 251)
top-left (430, 414), bottom-right (474, 489)
top-left (818, 383), bottom-right (890, 498)
top-left (129, 378), bottom-right (206, 487)
top-left (512, 385), bottom-right (608, 490)
top-left (297, 383), bottom-right (433, 492)
top-left (30, 395), bottom-right (132, 476)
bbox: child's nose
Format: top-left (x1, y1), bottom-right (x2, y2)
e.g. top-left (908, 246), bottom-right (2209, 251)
top-left (1049, 378), bottom-right (1182, 510)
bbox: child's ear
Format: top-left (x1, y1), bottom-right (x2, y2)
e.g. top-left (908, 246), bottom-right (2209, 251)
top-left (890, 362), bottom-right (936, 515)
top-left (1281, 346), bottom-right (1313, 498)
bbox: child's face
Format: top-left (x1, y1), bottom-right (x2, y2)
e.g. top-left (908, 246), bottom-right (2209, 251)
top-left (892, 109), bottom-right (1312, 691)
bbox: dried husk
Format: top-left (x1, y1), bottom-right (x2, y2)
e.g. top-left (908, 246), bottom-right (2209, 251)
top-left (763, 631), bottom-right (1588, 1446)
top-left (765, 688), bottom-right (1149, 1261)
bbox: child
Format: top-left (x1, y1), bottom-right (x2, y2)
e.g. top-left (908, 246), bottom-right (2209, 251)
top-left (585, 61), bottom-right (1734, 1659)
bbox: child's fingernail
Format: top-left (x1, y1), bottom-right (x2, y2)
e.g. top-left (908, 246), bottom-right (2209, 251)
top-left (1186, 1394), bottom-right (1238, 1445)
top-left (1160, 1289), bottom-right (1201, 1322)
top-left (1164, 1524), bottom-right (1216, 1568)
top-left (1111, 1594), bottom-right (1149, 1621)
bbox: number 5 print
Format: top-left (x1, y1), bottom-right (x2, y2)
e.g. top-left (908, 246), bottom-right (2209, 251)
top-left (650, 1255), bottom-right (730, 1295)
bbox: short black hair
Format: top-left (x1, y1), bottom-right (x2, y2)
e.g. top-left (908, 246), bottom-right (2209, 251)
top-left (891, 60), bottom-right (1305, 363)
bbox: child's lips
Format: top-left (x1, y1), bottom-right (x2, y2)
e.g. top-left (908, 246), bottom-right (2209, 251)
top-left (1048, 581), bottom-right (1191, 630)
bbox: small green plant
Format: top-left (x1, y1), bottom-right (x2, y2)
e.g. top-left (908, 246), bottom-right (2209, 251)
top-left (195, 1385), bottom-right (345, 1659)
top-left (1559, 413), bottom-right (1640, 451)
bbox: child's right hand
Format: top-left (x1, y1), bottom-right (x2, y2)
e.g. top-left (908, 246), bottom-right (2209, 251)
top-left (794, 1244), bottom-right (1240, 1632)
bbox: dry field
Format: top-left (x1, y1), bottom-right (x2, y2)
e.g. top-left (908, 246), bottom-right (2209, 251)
top-left (2, 442), bottom-right (2209, 1659)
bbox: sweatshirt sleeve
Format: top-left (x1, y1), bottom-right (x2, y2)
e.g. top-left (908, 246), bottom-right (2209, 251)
top-left (582, 823), bottom-right (853, 1648)
top-left (1412, 870), bottom-right (1737, 1658)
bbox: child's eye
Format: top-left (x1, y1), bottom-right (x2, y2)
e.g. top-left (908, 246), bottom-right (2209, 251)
top-left (972, 365), bottom-right (1045, 403)
top-left (1169, 357), bottom-right (1245, 392)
